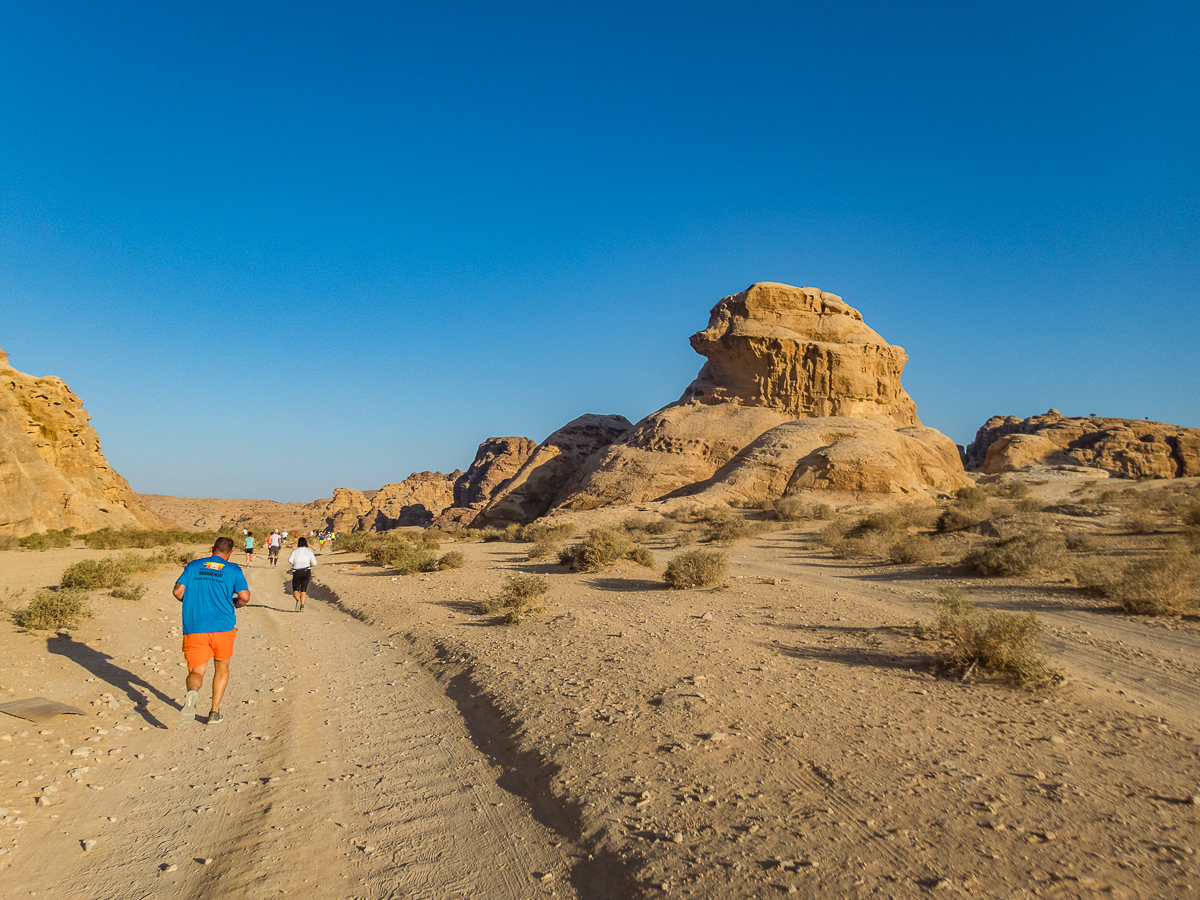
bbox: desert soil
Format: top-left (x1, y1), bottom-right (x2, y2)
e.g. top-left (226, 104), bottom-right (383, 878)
top-left (2, 496), bottom-right (1199, 898)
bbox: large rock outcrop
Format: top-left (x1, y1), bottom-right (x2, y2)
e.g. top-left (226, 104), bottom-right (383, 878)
top-left (452, 437), bottom-right (537, 509)
top-left (0, 350), bottom-right (174, 536)
top-left (966, 410), bottom-right (1200, 478)
top-left (553, 283), bottom-right (963, 509)
top-left (362, 471), bottom-right (460, 529)
top-left (475, 415), bottom-right (633, 524)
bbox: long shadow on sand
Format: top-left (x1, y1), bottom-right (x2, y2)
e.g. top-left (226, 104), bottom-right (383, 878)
top-left (761, 622), bottom-right (930, 674)
top-left (45, 634), bottom-right (174, 728)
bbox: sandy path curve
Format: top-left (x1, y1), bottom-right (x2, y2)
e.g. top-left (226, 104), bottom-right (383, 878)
top-left (4, 562), bottom-right (577, 899)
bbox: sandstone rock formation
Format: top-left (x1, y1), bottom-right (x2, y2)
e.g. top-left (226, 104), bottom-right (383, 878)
top-left (553, 283), bottom-right (964, 509)
top-left (142, 494), bottom-right (338, 533)
top-left (673, 419), bottom-right (970, 503)
top-left (0, 350), bottom-right (175, 536)
top-left (362, 471), bottom-right (459, 528)
top-left (318, 488), bottom-right (375, 532)
top-left (966, 410), bottom-right (1200, 478)
top-left (452, 437), bottom-right (537, 509)
top-left (475, 415), bottom-right (633, 524)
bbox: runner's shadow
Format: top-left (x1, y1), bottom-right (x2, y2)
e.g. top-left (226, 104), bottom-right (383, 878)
top-left (44, 634), bottom-right (173, 729)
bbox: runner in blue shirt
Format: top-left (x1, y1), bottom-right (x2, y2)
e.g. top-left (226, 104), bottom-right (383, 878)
top-left (173, 536), bottom-right (250, 725)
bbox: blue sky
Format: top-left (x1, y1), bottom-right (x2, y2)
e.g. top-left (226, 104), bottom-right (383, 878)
top-left (3, 1), bottom-right (1197, 501)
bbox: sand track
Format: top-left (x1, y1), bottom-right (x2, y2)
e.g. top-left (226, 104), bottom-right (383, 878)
top-left (2, 562), bottom-right (579, 899)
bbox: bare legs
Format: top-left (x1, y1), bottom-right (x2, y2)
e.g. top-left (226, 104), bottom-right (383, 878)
top-left (186, 658), bottom-right (231, 713)
top-left (293, 589), bottom-right (306, 611)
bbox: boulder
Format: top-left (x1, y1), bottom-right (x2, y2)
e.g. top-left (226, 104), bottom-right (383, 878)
top-left (476, 414), bottom-right (633, 523)
top-left (966, 410), bottom-right (1200, 478)
top-left (0, 350), bottom-right (175, 536)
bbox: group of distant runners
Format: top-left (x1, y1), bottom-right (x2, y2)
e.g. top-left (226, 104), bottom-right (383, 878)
top-left (173, 526), bottom-right (337, 725)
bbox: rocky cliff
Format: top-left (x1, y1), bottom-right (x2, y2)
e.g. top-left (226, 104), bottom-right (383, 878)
top-left (0, 350), bottom-right (174, 536)
top-left (553, 283), bottom-right (966, 508)
top-left (966, 410), bottom-right (1200, 478)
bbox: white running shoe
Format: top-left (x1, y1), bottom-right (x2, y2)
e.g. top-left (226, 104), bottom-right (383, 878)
top-left (180, 689), bottom-right (199, 724)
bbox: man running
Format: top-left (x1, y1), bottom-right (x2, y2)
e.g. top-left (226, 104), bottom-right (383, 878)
top-left (266, 530), bottom-right (282, 567)
top-left (173, 536), bottom-right (250, 725)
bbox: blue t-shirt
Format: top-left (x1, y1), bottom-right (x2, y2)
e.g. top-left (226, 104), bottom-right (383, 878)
top-left (177, 556), bottom-right (248, 635)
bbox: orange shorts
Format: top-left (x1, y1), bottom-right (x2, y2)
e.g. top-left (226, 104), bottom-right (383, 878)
top-left (182, 629), bottom-right (237, 668)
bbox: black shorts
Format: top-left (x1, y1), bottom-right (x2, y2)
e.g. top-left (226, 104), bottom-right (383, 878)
top-left (268, 546), bottom-right (280, 557)
top-left (292, 568), bottom-right (312, 593)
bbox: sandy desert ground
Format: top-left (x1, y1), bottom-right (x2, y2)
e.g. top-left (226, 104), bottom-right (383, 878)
top-left (1, 477), bottom-right (1199, 899)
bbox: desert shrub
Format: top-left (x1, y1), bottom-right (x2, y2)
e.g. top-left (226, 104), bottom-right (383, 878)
top-left (334, 531), bottom-right (373, 553)
top-left (503, 524), bottom-right (523, 542)
top-left (1123, 512), bottom-right (1159, 535)
top-left (386, 546), bottom-right (439, 575)
top-left (437, 551), bottom-right (465, 570)
top-left (954, 486), bottom-right (989, 509)
top-left (929, 587), bottom-right (1052, 687)
top-left (526, 538), bottom-right (562, 561)
top-left (1099, 490), bottom-right (1119, 503)
top-left (817, 520), bottom-right (850, 548)
top-left (447, 528), bottom-right (486, 543)
top-left (15, 589), bottom-right (91, 630)
top-left (1072, 557), bottom-right (1125, 597)
top-left (117, 552), bottom-right (159, 575)
top-left (1064, 532), bottom-right (1100, 553)
top-left (1182, 525), bottom-right (1200, 552)
top-left (557, 545), bottom-right (577, 566)
top-left (1112, 551), bottom-right (1200, 616)
top-left (830, 533), bottom-right (888, 559)
top-left (111, 582), bottom-right (148, 601)
top-left (481, 527), bottom-right (511, 543)
top-left (150, 547), bottom-right (195, 568)
top-left (663, 549), bottom-right (727, 589)
top-left (767, 497), bottom-right (812, 522)
top-left (1014, 498), bottom-right (1046, 513)
top-left (629, 547), bottom-right (655, 568)
top-left (857, 509), bottom-right (912, 533)
top-left (59, 558), bottom-right (130, 590)
top-left (479, 574), bottom-right (548, 624)
top-left (886, 534), bottom-right (940, 565)
top-left (565, 527), bottom-right (636, 573)
top-left (523, 522), bottom-right (576, 543)
top-left (1183, 503), bottom-right (1200, 528)
top-left (80, 527), bottom-right (217, 550)
top-left (936, 507), bottom-right (983, 533)
top-left (18, 528), bottom-right (74, 550)
top-left (703, 518), bottom-right (772, 545)
top-left (960, 531), bottom-right (1068, 577)
top-left (671, 530), bottom-right (696, 548)
top-left (0, 535), bottom-right (16, 551)
top-left (812, 503), bottom-right (836, 520)
top-left (985, 482), bottom-right (1031, 499)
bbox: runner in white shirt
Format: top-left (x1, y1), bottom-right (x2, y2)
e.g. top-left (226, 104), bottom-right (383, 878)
top-left (288, 537), bottom-right (318, 612)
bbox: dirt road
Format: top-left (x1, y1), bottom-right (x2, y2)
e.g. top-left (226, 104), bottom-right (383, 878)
top-left (2, 560), bottom-right (582, 899)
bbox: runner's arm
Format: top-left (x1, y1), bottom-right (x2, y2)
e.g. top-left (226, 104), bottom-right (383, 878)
top-left (173, 582), bottom-right (185, 601)
top-left (233, 589), bottom-right (250, 608)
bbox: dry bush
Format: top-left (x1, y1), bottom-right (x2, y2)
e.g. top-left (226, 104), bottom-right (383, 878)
top-left (985, 482), bottom-right (1031, 499)
top-left (960, 531), bottom-right (1068, 577)
top-left (110, 582), bottom-right (148, 601)
top-left (15, 589), bottom-right (92, 630)
top-left (526, 538), bottom-right (562, 561)
top-left (629, 547), bottom-right (655, 568)
top-left (703, 518), bottom-right (773, 545)
top-left (830, 533), bottom-right (888, 560)
top-left (1064, 532), bottom-right (1100, 553)
top-left (481, 527), bottom-right (511, 543)
top-left (80, 527), bottom-right (219, 550)
top-left (1112, 551), bottom-right (1200, 616)
top-left (764, 497), bottom-right (815, 522)
top-left (928, 587), bottom-right (1053, 687)
top-left (18, 528), bottom-right (75, 550)
top-left (936, 507), bottom-right (984, 533)
top-left (621, 516), bottom-right (674, 538)
top-left (1123, 512), bottom-right (1159, 535)
top-left (563, 527), bottom-right (636, 573)
top-left (437, 551), bottom-right (465, 570)
top-left (523, 522), bottom-right (576, 543)
top-left (1072, 556), bottom-right (1125, 597)
top-left (1183, 503), bottom-right (1200, 527)
top-left (0, 535), bottom-right (16, 551)
top-left (663, 549), bottom-right (727, 589)
top-left (150, 547), bottom-right (194, 568)
top-left (953, 486), bottom-right (989, 509)
top-left (886, 534), bottom-right (940, 565)
top-left (1014, 498), bottom-right (1046, 513)
top-left (812, 503), bottom-right (836, 520)
top-left (479, 574), bottom-right (548, 624)
top-left (817, 520), bottom-right (850, 548)
top-left (59, 558), bottom-right (130, 590)
top-left (1183, 525), bottom-right (1200, 552)
top-left (671, 530), bottom-right (696, 549)
top-left (858, 509), bottom-right (912, 534)
top-left (335, 531), bottom-right (373, 552)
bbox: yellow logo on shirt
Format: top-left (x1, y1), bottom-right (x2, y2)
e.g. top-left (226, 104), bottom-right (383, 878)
top-left (204, 562), bottom-right (225, 571)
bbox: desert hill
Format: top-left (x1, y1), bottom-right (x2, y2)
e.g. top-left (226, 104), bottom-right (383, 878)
top-left (0, 350), bottom-right (173, 537)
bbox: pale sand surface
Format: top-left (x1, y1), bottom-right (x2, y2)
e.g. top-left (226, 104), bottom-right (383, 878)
top-left (1, 509), bottom-right (1199, 898)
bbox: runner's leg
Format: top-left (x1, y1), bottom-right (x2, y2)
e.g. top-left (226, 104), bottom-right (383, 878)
top-left (211, 658), bottom-right (231, 712)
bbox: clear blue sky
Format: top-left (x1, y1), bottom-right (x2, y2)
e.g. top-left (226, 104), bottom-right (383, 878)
top-left (3, 1), bottom-right (1197, 501)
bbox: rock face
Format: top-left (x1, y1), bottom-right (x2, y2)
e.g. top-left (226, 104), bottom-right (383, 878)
top-left (554, 283), bottom-right (964, 509)
top-left (672, 419), bottom-right (970, 503)
top-left (363, 471), bottom-right (460, 528)
top-left (318, 488), bottom-right (375, 532)
top-left (0, 350), bottom-right (174, 536)
top-left (475, 415), bottom-right (633, 524)
top-left (966, 410), bottom-right (1200, 478)
top-left (452, 437), bottom-right (537, 509)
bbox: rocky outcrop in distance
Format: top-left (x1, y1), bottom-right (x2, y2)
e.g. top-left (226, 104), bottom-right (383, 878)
top-left (452, 437), bottom-right (537, 509)
top-left (966, 410), bottom-right (1200, 479)
top-left (550, 283), bottom-right (968, 510)
top-left (0, 350), bottom-right (174, 537)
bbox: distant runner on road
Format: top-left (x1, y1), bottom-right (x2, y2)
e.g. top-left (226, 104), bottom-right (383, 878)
top-left (173, 536), bottom-right (250, 726)
top-left (267, 530), bottom-right (282, 567)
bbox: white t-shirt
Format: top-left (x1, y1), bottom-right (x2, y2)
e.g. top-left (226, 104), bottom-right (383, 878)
top-left (288, 547), bottom-right (317, 570)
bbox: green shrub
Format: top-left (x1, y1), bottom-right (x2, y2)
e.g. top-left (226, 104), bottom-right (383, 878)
top-left (562, 527), bottom-right (636, 573)
top-left (18, 528), bottom-right (74, 550)
top-left (663, 550), bottom-right (727, 589)
top-left (437, 551), bottom-right (465, 570)
top-left (60, 558), bottom-right (130, 590)
top-left (629, 547), bottom-right (655, 568)
top-left (479, 574), bottom-right (548, 624)
top-left (387, 546), bottom-right (439, 575)
top-left (15, 589), bottom-right (91, 630)
top-left (936, 507), bottom-right (983, 533)
top-left (886, 534), bottom-right (940, 565)
top-left (334, 531), bottom-right (373, 553)
top-left (961, 531), bottom-right (1068, 577)
top-left (111, 582), bottom-right (148, 601)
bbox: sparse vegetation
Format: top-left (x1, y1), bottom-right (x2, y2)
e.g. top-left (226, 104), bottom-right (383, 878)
top-left (628, 547), bottom-right (655, 568)
top-left (960, 531), bottom-right (1068, 577)
top-left (437, 551), bottom-right (465, 570)
top-left (59, 558), bottom-right (131, 590)
top-left (18, 528), bottom-right (75, 550)
top-left (663, 549), bottom-right (727, 589)
top-left (1084, 550), bottom-right (1200, 616)
top-left (936, 507), bottom-right (983, 533)
top-left (562, 527), bottom-right (636, 573)
top-left (110, 582), bottom-right (148, 601)
top-left (886, 534), bottom-right (940, 565)
top-left (479, 574), bottom-right (548, 624)
top-left (702, 518), bottom-right (773, 545)
top-left (15, 588), bottom-right (92, 630)
top-left (953, 486), bottom-right (989, 509)
top-left (927, 586), bottom-right (1054, 687)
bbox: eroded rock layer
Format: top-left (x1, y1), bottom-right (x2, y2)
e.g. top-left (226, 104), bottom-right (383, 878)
top-left (966, 410), bottom-right (1200, 478)
top-left (0, 350), bottom-right (174, 536)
